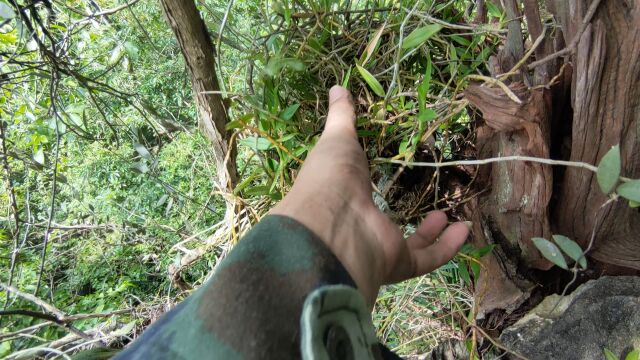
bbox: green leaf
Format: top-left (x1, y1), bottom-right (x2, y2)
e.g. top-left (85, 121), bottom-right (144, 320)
top-left (360, 23), bottom-right (385, 66)
top-left (552, 235), bottom-right (587, 269)
top-left (417, 56), bottom-right (432, 115)
top-left (629, 200), bottom-right (640, 208)
top-left (342, 66), bottom-right (352, 88)
top-left (458, 261), bottom-right (471, 285)
top-left (124, 41), bottom-right (139, 61)
top-left (355, 64), bottom-right (385, 97)
top-left (279, 103), bottom-right (300, 121)
top-left (532, 237), bottom-right (568, 270)
top-left (238, 136), bottom-right (273, 151)
top-left (131, 161), bottom-right (148, 174)
top-left (264, 57), bottom-right (305, 76)
top-left (617, 180), bottom-right (640, 202)
top-left (109, 45), bottom-right (124, 66)
top-left (33, 147), bottom-right (44, 165)
top-left (597, 145), bottom-right (621, 194)
top-left (112, 321), bottom-right (136, 337)
top-left (604, 348), bottom-right (619, 360)
top-left (402, 24), bottom-right (442, 50)
top-left (0, 2), bottom-right (15, 19)
top-left (243, 185), bottom-right (271, 197)
top-left (134, 143), bottom-right (152, 160)
top-left (624, 350), bottom-right (640, 360)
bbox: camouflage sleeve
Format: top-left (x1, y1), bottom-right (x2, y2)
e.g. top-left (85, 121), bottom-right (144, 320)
top-left (114, 215), bottom-right (400, 360)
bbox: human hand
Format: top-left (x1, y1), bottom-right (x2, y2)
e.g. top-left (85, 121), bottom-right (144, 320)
top-left (271, 86), bottom-right (470, 307)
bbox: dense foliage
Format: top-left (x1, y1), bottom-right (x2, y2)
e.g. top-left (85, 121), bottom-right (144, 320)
top-left (1, 0), bottom-right (511, 357)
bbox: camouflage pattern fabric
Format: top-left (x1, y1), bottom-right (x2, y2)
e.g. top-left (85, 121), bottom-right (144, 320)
top-left (115, 215), bottom-right (400, 359)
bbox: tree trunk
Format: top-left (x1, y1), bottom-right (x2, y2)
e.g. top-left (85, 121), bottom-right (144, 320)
top-left (160, 0), bottom-right (237, 193)
top-left (463, 0), bottom-right (640, 324)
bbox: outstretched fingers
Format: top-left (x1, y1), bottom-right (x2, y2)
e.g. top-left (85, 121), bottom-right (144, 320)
top-left (410, 222), bottom-right (469, 277)
top-left (406, 211), bottom-right (448, 249)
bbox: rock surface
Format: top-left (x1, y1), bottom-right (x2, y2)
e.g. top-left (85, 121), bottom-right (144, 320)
top-left (500, 276), bottom-right (640, 360)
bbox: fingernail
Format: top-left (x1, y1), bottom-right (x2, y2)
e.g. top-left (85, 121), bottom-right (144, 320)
top-left (463, 221), bottom-right (473, 230)
top-left (329, 85), bottom-right (348, 104)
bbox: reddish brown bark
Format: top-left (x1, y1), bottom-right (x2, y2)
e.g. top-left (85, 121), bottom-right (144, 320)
top-left (463, 0), bottom-right (640, 320)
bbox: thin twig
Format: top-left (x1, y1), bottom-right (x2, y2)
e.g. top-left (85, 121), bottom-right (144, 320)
top-left (375, 155), bottom-right (598, 172)
top-left (384, 2), bottom-right (420, 103)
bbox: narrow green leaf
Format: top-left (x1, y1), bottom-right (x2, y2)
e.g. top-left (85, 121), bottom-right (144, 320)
top-left (355, 64), bottom-right (385, 97)
top-left (225, 119), bottom-right (246, 130)
top-left (134, 143), bottom-right (152, 160)
top-left (360, 23), bottom-right (385, 66)
top-left (342, 66), bottom-right (352, 88)
top-left (617, 180), bottom-right (640, 202)
top-left (108, 45), bottom-right (124, 66)
top-left (402, 24), bottom-right (442, 50)
top-left (624, 349), bottom-right (639, 360)
top-left (629, 200), bottom-right (640, 208)
top-left (458, 261), bottom-right (471, 285)
top-left (238, 136), bottom-right (273, 151)
top-left (279, 103), bottom-right (300, 121)
top-left (552, 235), bottom-right (587, 269)
top-left (532, 237), bottom-right (568, 270)
top-left (604, 348), bottom-right (619, 360)
top-left (597, 145), bottom-right (621, 194)
top-left (244, 185), bottom-right (271, 197)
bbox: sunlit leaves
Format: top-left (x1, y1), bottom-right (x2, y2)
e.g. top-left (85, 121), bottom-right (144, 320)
top-left (597, 145), bottom-right (621, 194)
top-left (0, 2), bottom-right (14, 19)
top-left (33, 147), bottom-right (44, 165)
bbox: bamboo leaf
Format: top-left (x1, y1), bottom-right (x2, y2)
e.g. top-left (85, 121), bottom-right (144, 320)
top-left (402, 24), bottom-right (442, 50)
top-left (279, 103), bottom-right (300, 121)
top-left (532, 237), bottom-right (568, 270)
top-left (355, 64), bottom-right (385, 97)
top-left (617, 180), bottom-right (640, 202)
top-left (604, 348), bottom-right (619, 360)
top-left (360, 23), bottom-right (385, 66)
top-left (552, 235), bottom-right (587, 269)
top-left (597, 145), bottom-right (621, 194)
top-left (342, 66), bottom-right (352, 88)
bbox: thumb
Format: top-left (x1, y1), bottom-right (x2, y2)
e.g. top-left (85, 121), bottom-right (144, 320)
top-left (324, 85), bottom-right (356, 137)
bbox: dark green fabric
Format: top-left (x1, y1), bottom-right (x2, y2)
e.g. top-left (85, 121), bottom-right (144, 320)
top-left (115, 215), bottom-right (359, 359)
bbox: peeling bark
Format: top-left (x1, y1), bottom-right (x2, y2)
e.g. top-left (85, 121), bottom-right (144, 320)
top-left (463, 0), bottom-right (640, 322)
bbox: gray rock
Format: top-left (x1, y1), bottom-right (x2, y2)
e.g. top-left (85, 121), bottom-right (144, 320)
top-left (500, 276), bottom-right (640, 360)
